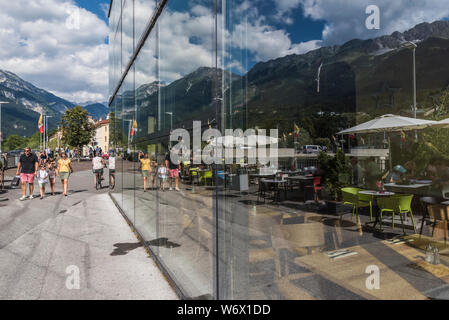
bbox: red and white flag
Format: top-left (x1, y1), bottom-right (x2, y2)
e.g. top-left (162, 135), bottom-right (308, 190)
top-left (38, 114), bottom-right (44, 134)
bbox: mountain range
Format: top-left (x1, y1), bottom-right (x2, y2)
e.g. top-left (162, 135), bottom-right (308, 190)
top-left (0, 70), bottom-right (108, 137)
top-left (116, 20), bottom-right (449, 139)
top-left (3, 20), bottom-right (449, 139)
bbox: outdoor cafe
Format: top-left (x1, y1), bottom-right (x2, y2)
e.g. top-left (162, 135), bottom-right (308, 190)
top-left (159, 114), bottom-right (449, 299)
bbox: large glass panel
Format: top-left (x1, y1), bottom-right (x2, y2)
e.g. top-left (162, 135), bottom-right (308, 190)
top-left (155, 0), bottom-right (218, 299)
top-left (134, 0), bottom-right (157, 45)
top-left (109, 0), bottom-right (449, 300)
top-left (134, 29), bottom-right (159, 250)
top-left (110, 88), bottom-right (123, 209)
top-left (110, 0), bottom-right (121, 38)
top-left (121, 0), bottom-right (134, 74)
top-left (217, 0), bottom-right (449, 300)
top-left (122, 65), bottom-right (136, 223)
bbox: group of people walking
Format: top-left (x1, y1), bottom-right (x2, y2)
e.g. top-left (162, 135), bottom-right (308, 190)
top-left (16, 147), bottom-right (73, 200)
top-left (138, 150), bottom-right (180, 192)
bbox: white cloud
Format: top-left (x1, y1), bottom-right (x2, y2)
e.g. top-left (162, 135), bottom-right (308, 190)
top-left (230, 18), bottom-right (321, 61)
top-left (0, 0), bottom-right (109, 103)
top-left (299, 0), bottom-right (449, 45)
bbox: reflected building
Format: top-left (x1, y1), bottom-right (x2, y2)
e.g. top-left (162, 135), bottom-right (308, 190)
top-left (109, 0), bottom-right (449, 300)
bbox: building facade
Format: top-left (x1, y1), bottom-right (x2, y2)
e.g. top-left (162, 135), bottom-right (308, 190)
top-left (93, 119), bottom-right (110, 154)
top-left (109, 0), bottom-right (449, 300)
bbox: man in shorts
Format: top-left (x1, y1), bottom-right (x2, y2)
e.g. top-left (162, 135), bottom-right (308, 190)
top-left (165, 149), bottom-right (180, 191)
top-left (92, 153), bottom-right (106, 188)
top-left (16, 147), bottom-right (39, 200)
top-left (108, 152), bottom-right (116, 188)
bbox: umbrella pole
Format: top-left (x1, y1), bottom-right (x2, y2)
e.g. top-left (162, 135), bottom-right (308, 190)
top-left (388, 135), bottom-right (392, 173)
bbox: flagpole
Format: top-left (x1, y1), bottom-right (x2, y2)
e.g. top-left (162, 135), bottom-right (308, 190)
top-left (128, 120), bottom-right (132, 152)
top-left (44, 114), bottom-right (47, 150)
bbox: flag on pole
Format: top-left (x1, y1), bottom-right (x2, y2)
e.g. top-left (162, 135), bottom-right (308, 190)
top-left (38, 114), bottom-right (44, 134)
top-left (130, 119), bottom-right (138, 137)
top-left (294, 123), bottom-right (300, 138)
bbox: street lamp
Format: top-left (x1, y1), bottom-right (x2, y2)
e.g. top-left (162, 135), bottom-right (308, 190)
top-left (402, 41), bottom-right (418, 141)
top-left (124, 119), bottom-right (133, 153)
top-left (45, 115), bottom-right (53, 151)
top-left (402, 41), bottom-right (418, 119)
top-left (0, 101), bottom-right (9, 155)
top-left (165, 112), bottom-right (173, 148)
top-left (165, 112), bottom-right (173, 131)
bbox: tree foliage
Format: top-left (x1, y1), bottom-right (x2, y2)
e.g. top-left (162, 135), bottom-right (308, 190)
top-left (318, 149), bottom-right (352, 200)
top-left (60, 106), bottom-right (95, 150)
top-left (3, 134), bottom-right (27, 151)
top-left (109, 111), bottom-right (123, 149)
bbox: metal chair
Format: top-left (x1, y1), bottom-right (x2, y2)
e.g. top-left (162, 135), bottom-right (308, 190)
top-left (377, 194), bottom-right (416, 234)
top-left (270, 222), bottom-right (325, 299)
top-left (258, 179), bottom-right (275, 203)
top-left (426, 204), bottom-right (449, 242)
top-left (340, 187), bottom-right (373, 223)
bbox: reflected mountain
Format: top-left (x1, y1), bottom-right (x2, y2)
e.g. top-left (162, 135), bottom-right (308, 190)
top-left (115, 20), bottom-right (449, 137)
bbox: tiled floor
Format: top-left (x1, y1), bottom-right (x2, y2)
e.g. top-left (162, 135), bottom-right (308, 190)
top-left (111, 168), bottom-right (449, 299)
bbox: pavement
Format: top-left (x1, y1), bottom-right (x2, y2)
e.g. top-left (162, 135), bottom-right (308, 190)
top-left (0, 163), bottom-right (178, 300)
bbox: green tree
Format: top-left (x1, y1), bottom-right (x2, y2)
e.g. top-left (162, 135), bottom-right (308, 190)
top-left (27, 131), bottom-right (41, 150)
top-left (318, 149), bottom-right (352, 200)
top-left (109, 111), bottom-right (123, 149)
top-left (3, 134), bottom-right (27, 151)
top-left (60, 106), bottom-right (95, 160)
top-left (434, 88), bottom-right (449, 118)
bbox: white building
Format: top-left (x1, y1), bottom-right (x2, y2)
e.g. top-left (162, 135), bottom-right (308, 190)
top-left (91, 117), bottom-right (110, 155)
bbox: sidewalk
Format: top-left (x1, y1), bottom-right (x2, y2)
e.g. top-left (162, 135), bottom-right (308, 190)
top-left (0, 168), bottom-right (178, 300)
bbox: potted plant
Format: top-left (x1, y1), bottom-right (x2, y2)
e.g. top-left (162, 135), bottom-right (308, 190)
top-left (318, 149), bottom-right (352, 214)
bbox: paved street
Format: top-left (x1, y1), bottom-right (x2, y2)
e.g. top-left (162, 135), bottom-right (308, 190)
top-left (0, 161), bottom-right (178, 300)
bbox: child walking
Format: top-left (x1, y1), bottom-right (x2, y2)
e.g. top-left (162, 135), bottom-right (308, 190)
top-left (47, 161), bottom-right (56, 195)
top-left (157, 162), bottom-right (168, 191)
top-left (37, 164), bottom-right (49, 199)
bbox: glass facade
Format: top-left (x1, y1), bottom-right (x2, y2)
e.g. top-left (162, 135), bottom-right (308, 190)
top-left (109, 0), bottom-right (449, 300)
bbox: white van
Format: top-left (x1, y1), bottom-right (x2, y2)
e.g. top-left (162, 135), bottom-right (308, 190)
top-left (302, 145), bottom-right (322, 154)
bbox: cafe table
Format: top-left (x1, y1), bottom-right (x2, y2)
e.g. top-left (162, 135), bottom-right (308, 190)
top-left (261, 179), bottom-right (288, 203)
top-left (358, 190), bottom-right (395, 231)
top-left (384, 182), bottom-right (432, 196)
top-left (249, 173), bottom-right (275, 186)
top-left (294, 234), bottom-right (449, 300)
top-left (286, 176), bottom-right (315, 202)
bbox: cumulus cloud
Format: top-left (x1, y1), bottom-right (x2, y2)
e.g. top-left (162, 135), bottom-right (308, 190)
top-left (299, 0), bottom-right (449, 45)
top-left (0, 0), bottom-right (108, 103)
top-left (230, 16), bottom-right (321, 62)
top-left (273, 0), bottom-right (302, 23)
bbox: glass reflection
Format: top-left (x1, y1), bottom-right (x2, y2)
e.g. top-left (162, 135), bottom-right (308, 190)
top-left (108, 0), bottom-right (449, 300)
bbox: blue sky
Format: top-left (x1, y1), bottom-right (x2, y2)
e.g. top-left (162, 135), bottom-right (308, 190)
top-left (74, 0), bottom-right (110, 24)
top-left (1, 0), bottom-right (449, 104)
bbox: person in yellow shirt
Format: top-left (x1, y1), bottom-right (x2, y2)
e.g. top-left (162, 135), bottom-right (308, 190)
top-left (139, 152), bottom-right (152, 192)
top-left (56, 152), bottom-right (74, 196)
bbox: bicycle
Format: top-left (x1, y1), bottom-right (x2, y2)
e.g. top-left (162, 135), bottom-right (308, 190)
top-left (109, 170), bottom-right (115, 190)
top-left (95, 169), bottom-right (102, 190)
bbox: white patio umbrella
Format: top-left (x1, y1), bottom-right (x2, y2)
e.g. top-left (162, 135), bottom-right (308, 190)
top-left (209, 135), bottom-right (278, 148)
top-left (432, 117), bottom-right (449, 128)
top-left (337, 114), bottom-right (437, 171)
top-left (209, 136), bottom-right (245, 148)
top-left (337, 114), bottom-right (437, 135)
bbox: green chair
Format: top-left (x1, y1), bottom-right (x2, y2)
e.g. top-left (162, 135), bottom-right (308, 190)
top-left (199, 170), bottom-right (213, 186)
top-left (190, 168), bottom-right (199, 185)
top-left (341, 187), bottom-right (373, 223)
top-left (377, 194), bottom-right (416, 234)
